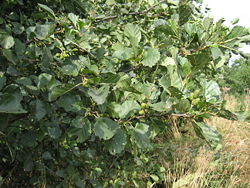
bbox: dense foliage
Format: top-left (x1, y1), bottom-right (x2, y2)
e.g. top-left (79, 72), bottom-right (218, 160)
top-left (222, 58), bottom-right (250, 94)
top-left (1, 0), bottom-right (250, 187)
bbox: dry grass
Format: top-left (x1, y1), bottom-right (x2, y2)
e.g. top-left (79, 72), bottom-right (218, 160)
top-left (208, 95), bottom-right (250, 187)
top-left (161, 95), bottom-right (250, 188)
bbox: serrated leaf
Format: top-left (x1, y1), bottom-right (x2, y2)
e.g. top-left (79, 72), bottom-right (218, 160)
top-left (194, 122), bottom-right (222, 149)
top-left (142, 48), bottom-right (160, 67)
top-left (94, 117), bottom-right (119, 140)
top-left (107, 128), bottom-right (127, 155)
top-left (124, 23), bottom-right (141, 46)
top-left (114, 100), bottom-right (140, 119)
top-left (38, 3), bottom-right (56, 19)
top-left (88, 85), bottom-right (110, 105)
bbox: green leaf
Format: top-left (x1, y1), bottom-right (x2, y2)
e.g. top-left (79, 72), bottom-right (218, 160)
top-left (194, 122), bottom-right (222, 149)
top-left (160, 57), bottom-right (175, 67)
top-left (202, 80), bottom-right (221, 103)
top-left (94, 117), bottom-right (119, 140)
top-left (159, 75), bottom-right (171, 91)
top-left (15, 77), bottom-right (32, 86)
top-left (173, 99), bottom-right (191, 113)
top-left (187, 53), bottom-right (212, 67)
top-left (0, 86), bottom-right (27, 114)
top-left (38, 3), bottom-right (56, 19)
top-left (68, 13), bottom-right (78, 28)
top-left (132, 123), bottom-right (151, 149)
top-left (211, 47), bottom-right (223, 60)
top-left (107, 128), bottom-right (127, 154)
top-left (37, 73), bottom-right (53, 89)
top-left (88, 85), bottom-right (110, 105)
top-left (48, 126), bottom-right (62, 139)
top-left (114, 100), bottom-right (141, 119)
top-left (62, 62), bottom-right (79, 76)
top-left (113, 47), bottom-right (136, 60)
top-left (0, 35), bottom-right (15, 49)
top-left (35, 23), bottom-right (55, 40)
top-left (57, 94), bottom-right (81, 112)
top-left (49, 83), bottom-right (79, 101)
top-left (179, 3), bottom-right (193, 25)
top-left (12, 22), bottom-right (25, 35)
top-left (142, 48), bottom-right (160, 67)
top-left (70, 117), bottom-right (92, 143)
top-left (35, 99), bottom-right (47, 120)
top-left (0, 75), bottom-right (6, 90)
top-left (2, 49), bottom-right (16, 63)
top-left (124, 23), bottom-right (141, 46)
top-left (226, 26), bottom-right (248, 39)
top-left (231, 18), bottom-right (239, 25)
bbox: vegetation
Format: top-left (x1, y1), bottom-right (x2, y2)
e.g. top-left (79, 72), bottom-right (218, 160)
top-left (221, 58), bottom-right (250, 94)
top-left (0, 0), bottom-right (250, 187)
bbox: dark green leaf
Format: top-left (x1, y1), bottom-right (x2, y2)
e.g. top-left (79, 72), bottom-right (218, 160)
top-left (70, 117), bottom-right (92, 143)
top-left (48, 126), bottom-right (62, 139)
top-left (132, 123), bottom-right (151, 149)
top-left (194, 122), bottom-right (222, 149)
top-left (49, 83), bottom-right (79, 101)
top-left (107, 128), bottom-right (127, 155)
top-left (35, 99), bottom-right (47, 120)
top-left (38, 3), bottom-right (56, 19)
top-left (94, 117), bottom-right (119, 140)
top-left (57, 94), bottom-right (81, 112)
top-left (0, 87), bottom-right (27, 114)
